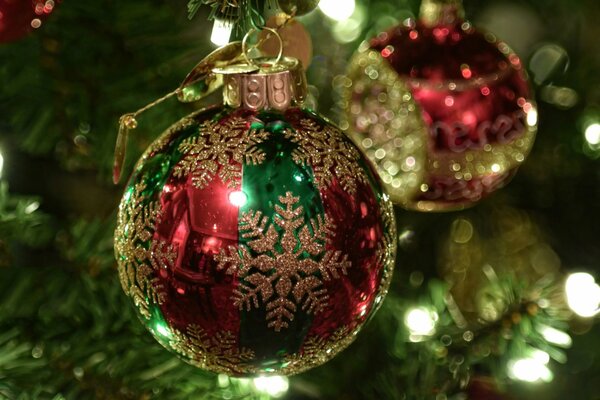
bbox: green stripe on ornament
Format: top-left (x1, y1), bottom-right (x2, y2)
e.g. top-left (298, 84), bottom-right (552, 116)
top-left (238, 112), bottom-right (326, 372)
top-left (128, 107), bottom-right (224, 202)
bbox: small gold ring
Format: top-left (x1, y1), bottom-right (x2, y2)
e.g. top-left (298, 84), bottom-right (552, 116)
top-left (241, 27), bottom-right (283, 66)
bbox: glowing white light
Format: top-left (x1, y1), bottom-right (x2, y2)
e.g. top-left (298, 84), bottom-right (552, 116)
top-left (331, 5), bottom-right (365, 43)
top-left (0, 149), bottom-right (3, 178)
top-left (584, 123), bottom-right (600, 145)
top-left (538, 325), bottom-right (573, 347)
top-left (228, 191), bottom-right (248, 207)
top-left (405, 307), bottom-right (438, 336)
top-left (252, 376), bottom-right (289, 398)
top-left (530, 349), bottom-right (550, 365)
top-left (217, 374), bottom-right (229, 388)
top-left (508, 358), bottom-right (553, 383)
top-left (319, 0), bottom-right (355, 21)
top-left (527, 108), bottom-right (538, 127)
top-left (155, 322), bottom-right (172, 338)
top-left (565, 272), bottom-right (600, 317)
top-left (211, 18), bottom-right (233, 46)
top-left (24, 201), bottom-right (40, 214)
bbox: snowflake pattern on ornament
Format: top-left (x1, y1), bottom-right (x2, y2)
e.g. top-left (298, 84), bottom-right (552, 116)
top-left (216, 192), bottom-right (351, 331)
top-left (173, 117), bottom-right (269, 189)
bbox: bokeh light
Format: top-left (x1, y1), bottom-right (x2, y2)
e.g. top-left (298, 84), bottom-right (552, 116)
top-left (565, 272), bottom-right (600, 317)
top-left (538, 325), bottom-right (572, 348)
top-left (252, 376), bottom-right (289, 398)
top-left (0, 148), bottom-right (4, 179)
top-left (331, 5), bottom-right (365, 43)
top-left (584, 123), bottom-right (600, 146)
top-left (508, 357), bottom-right (553, 383)
top-left (319, 0), bottom-right (355, 21)
top-left (211, 18), bottom-right (233, 46)
top-left (405, 307), bottom-right (438, 339)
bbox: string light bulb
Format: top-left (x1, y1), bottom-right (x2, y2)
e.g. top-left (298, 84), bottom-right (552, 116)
top-left (211, 18), bottom-right (233, 46)
top-left (565, 272), bottom-right (600, 317)
top-left (319, 0), bottom-right (355, 21)
top-left (252, 376), bottom-right (289, 398)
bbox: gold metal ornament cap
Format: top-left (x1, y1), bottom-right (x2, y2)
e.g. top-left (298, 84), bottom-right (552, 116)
top-left (217, 56), bottom-right (308, 112)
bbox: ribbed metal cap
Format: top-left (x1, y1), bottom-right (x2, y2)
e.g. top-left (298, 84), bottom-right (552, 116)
top-left (215, 56), bottom-right (308, 111)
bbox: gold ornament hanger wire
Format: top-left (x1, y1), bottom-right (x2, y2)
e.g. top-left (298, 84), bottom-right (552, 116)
top-left (113, 23), bottom-right (289, 184)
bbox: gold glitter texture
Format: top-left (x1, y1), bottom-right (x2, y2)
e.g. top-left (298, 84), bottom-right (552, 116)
top-left (284, 119), bottom-right (369, 195)
top-left (282, 326), bottom-right (357, 375)
top-left (342, 47), bottom-right (429, 206)
top-left (375, 195), bottom-right (397, 301)
top-left (115, 182), bottom-right (176, 319)
top-left (173, 116), bottom-right (269, 189)
top-left (170, 324), bottom-right (256, 375)
top-left (343, 47), bottom-right (537, 211)
top-left (216, 192), bottom-right (351, 332)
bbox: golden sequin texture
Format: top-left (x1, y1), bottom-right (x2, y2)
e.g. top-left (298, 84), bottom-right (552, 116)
top-left (114, 182), bottom-right (177, 319)
top-left (285, 119), bottom-right (369, 195)
top-left (342, 48), bottom-right (428, 206)
top-left (375, 196), bottom-right (397, 300)
top-left (173, 117), bottom-right (269, 189)
top-left (282, 326), bottom-right (357, 375)
top-left (216, 192), bottom-right (351, 332)
top-left (170, 324), bottom-right (256, 375)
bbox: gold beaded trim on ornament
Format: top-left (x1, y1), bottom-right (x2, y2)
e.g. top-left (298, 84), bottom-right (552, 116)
top-left (115, 182), bottom-right (177, 320)
top-left (375, 195), bottom-right (397, 304)
top-left (169, 324), bottom-right (258, 375)
top-left (281, 326), bottom-right (357, 375)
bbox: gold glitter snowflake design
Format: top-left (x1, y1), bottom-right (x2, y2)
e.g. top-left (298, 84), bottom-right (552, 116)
top-left (284, 119), bottom-right (369, 195)
top-left (173, 117), bottom-right (269, 189)
top-left (170, 324), bottom-right (255, 375)
top-left (282, 327), bottom-right (356, 375)
top-left (115, 182), bottom-right (177, 319)
top-left (216, 192), bottom-right (351, 332)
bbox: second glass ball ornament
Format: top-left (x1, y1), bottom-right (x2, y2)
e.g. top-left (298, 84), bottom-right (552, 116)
top-left (115, 41), bottom-right (396, 376)
top-left (343, 0), bottom-right (537, 211)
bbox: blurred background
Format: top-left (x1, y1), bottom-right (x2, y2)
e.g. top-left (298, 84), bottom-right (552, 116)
top-left (0, 0), bottom-right (599, 398)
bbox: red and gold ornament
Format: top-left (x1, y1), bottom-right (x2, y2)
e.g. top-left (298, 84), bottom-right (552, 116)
top-left (114, 45), bottom-right (396, 376)
top-left (0, 0), bottom-right (57, 43)
top-left (343, 0), bottom-right (537, 211)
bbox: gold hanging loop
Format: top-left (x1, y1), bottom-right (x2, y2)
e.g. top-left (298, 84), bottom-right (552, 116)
top-left (242, 27), bottom-right (283, 66)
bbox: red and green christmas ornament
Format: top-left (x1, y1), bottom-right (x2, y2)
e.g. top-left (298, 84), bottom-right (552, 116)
top-left (114, 54), bottom-right (396, 376)
top-left (343, 0), bottom-right (537, 211)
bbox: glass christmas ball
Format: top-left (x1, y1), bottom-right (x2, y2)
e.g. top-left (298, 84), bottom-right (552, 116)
top-left (115, 105), bottom-right (396, 376)
top-left (0, 0), bottom-right (57, 43)
top-left (343, 2), bottom-right (537, 211)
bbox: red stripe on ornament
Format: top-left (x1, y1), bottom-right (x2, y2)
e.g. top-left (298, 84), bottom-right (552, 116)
top-left (306, 177), bottom-right (384, 339)
top-left (152, 153), bottom-right (243, 338)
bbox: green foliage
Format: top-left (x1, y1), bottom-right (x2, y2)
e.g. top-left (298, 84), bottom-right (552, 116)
top-left (0, 182), bottom-right (52, 248)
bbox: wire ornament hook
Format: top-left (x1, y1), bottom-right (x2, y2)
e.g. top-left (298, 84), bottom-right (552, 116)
top-left (242, 27), bottom-right (283, 66)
